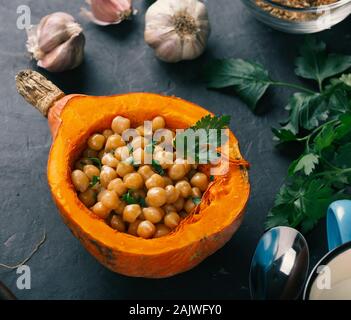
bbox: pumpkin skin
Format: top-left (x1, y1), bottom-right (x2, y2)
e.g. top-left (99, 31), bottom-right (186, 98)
top-left (47, 92), bottom-right (250, 278)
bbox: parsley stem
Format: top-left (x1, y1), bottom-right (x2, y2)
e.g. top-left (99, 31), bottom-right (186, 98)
top-left (272, 81), bottom-right (315, 95)
top-left (313, 168), bottom-right (351, 178)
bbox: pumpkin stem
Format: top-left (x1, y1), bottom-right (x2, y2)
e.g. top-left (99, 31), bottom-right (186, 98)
top-left (15, 70), bottom-right (65, 117)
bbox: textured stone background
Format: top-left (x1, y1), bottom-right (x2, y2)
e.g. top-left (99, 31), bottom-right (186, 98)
top-left (0, 0), bottom-right (350, 299)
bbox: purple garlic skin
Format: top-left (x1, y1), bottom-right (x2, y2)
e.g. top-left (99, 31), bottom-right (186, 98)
top-left (27, 12), bottom-right (85, 72)
top-left (81, 0), bottom-right (133, 26)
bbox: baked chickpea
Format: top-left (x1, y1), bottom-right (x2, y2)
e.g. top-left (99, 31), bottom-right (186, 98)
top-left (137, 221), bottom-right (156, 239)
top-left (110, 215), bottom-right (126, 232)
top-left (173, 197), bottom-right (185, 211)
top-left (138, 165), bottom-right (154, 181)
top-left (128, 220), bottom-right (142, 236)
top-left (101, 190), bottom-right (120, 210)
top-left (98, 150), bottom-right (105, 160)
top-left (83, 148), bottom-right (98, 158)
top-left (114, 146), bottom-right (130, 161)
top-left (123, 204), bottom-right (142, 223)
top-left (142, 207), bottom-right (164, 224)
top-left (75, 158), bottom-right (92, 170)
top-left (116, 161), bottom-right (135, 178)
top-left (190, 172), bottom-right (209, 192)
top-left (131, 189), bottom-right (146, 199)
top-left (136, 125), bottom-right (145, 136)
top-left (152, 116), bottom-right (166, 131)
top-left (174, 158), bottom-right (191, 173)
top-left (163, 204), bottom-right (177, 214)
top-left (184, 199), bottom-right (196, 213)
top-left (153, 145), bottom-right (164, 154)
top-left (88, 134), bottom-right (106, 151)
top-left (71, 170), bottom-right (90, 192)
top-left (107, 178), bottom-right (127, 196)
top-left (132, 148), bottom-right (144, 165)
top-left (97, 189), bottom-right (108, 202)
top-left (130, 136), bottom-right (149, 150)
top-left (105, 134), bottom-right (125, 151)
top-left (187, 168), bottom-right (197, 180)
top-left (154, 224), bottom-right (171, 238)
top-left (165, 185), bottom-right (180, 204)
top-left (168, 164), bottom-right (186, 180)
top-left (100, 167), bottom-right (117, 188)
top-left (83, 165), bottom-right (100, 180)
top-left (114, 201), bottom-right (127, 215)
top-left (154, 151), bottom-right (173, 169)
top-left (163, 176), bottom-right (173, 187)
top-left (191, 187), bottom-right (202, 198)
top-left (102, 129), bottom-right (114, 139)
top-left (146, 187), bottom-right (167, 208)
top-left (112, 116), bottom-right (131, 135)
top-left (175, 180), bottom-right (192, 198)
top-left (164, 212), bottom-right (180, 229)
top-left (91, 202), bottom-right (110, 219)
top-left (145, 174), bottom-right (165, 189)
top-left (123, 172), bottom-right (144, 190)
top-left (101, 153), bottom-right (118, 168)
top-left (79, 189), bottom-right (96, 207)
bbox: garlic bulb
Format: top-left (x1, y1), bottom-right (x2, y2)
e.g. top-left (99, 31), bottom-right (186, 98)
top-left (81, 0), bottom-right (133, 26)
top-left (145, 0), bottom-right (210, 63)
top-left (26, 12), bottom-right (85, 73)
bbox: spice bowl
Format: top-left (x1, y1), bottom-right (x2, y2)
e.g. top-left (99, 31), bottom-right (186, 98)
top-left (241, 0), bottom-right (351, 34)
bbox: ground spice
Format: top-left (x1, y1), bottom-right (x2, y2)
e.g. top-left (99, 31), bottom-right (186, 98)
top-left (256, 0), bottom-right (339, 21)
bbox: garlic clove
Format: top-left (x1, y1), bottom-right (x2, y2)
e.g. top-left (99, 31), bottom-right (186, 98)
top-left (37, 33), bottom-right (85, 73)
top-left (155, 36), bottom-right (183, 63)
top-left (81, 0), bottom-right (133, 26)
top-left (37, 13), bottom-right (82, 54)
top-left (26, 12), bottom-right (85, 72)
top-left (144, 0), bottom-right (210, 63)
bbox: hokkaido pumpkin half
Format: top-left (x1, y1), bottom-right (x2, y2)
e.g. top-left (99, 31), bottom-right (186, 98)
top-left (16, 70), bottom-right (250, 278)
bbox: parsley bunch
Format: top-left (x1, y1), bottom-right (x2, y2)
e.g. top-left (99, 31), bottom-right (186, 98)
top-left (204, 37), bottom-right (351, 233)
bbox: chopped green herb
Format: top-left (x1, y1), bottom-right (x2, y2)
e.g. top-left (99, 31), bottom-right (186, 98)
top-left (90, 175), bottom-right (100, 187)
top-left (152, 159), bottom-right (165, 176)
top-left (122, 190), bottom-right (147, 207)
top-left (193, 197), bottom-right (202, 205)
top-left (209, 175), bottom-right (215, 182)
top-left (175, 115), bottom-right (231, 163)
top-left (88, 157), bottom-right (102, 170)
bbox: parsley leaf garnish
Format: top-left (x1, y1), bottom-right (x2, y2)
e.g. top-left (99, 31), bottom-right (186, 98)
top-left (151, 159), bottom-right (165, 176)
top-left (122, 190), bottom-right (147, 207)
top-left (88, 157), bottom-right (102, 170)
top-left (90, 175), bottom-right (100, 187)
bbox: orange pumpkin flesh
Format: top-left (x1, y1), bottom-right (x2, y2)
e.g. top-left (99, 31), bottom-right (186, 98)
top-left (45, 92), bottom-right (250, 278)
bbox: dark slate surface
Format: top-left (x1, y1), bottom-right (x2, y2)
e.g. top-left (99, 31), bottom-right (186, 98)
top-left (0, 0), bottom-right (350, 300)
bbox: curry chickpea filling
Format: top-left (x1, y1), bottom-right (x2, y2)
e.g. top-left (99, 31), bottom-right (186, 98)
top-left (71, 115), bottom-right (211, 239)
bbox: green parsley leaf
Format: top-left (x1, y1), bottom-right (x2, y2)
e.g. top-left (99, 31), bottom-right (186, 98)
top-left (288, 153), bottom-right (319, 176)
top-left (151, 159), bottom-right (165, 176)
top-left (175, 115), bottom-right (231, 163)
top-left (204, 59), bottom-right (273, 111)
top-left (266, 176), bottom-right (349, 233)
top-left (88, 157), bottom-right (102, 170)
top-left (122, 190), bottom-right (146, 207)
top-left (283, 92), bottom-right (329, 134)
top-left (295, 37), bottom-right (351, 90)
top-left (90, 175), bottom-right (100, 187)
top-left (193, 197), bottom-right (202, 205)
